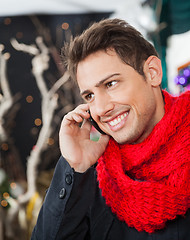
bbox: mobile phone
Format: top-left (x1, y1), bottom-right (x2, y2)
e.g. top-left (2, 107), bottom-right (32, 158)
top-left (88, 111), bottom-right (105, 135)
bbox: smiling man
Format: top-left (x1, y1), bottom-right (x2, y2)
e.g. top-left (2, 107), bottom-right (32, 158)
top-left (77, 49), bottom-right (164, 145)
top-left (31, 19), bottom-right (190, 240)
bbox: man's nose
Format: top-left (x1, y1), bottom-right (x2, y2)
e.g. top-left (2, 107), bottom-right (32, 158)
top-left (94, 93), bottom-right (114, 117)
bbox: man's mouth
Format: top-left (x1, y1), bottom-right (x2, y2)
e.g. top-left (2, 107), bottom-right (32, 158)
top-left (108, 112), bottom-right (128, 127)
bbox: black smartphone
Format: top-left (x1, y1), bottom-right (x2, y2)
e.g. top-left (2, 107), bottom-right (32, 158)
top-left (88, 111), bottom-right (105, 135)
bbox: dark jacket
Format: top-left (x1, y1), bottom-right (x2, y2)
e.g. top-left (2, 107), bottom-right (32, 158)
top-left (31, 157), bottom-right (190, 240)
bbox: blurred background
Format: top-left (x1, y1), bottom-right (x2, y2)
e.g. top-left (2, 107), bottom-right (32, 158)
top-left (0, 0), bottom-right (190, 239)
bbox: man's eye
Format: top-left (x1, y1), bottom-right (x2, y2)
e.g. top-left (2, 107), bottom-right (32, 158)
top-left (85, 93), bottom-right (94, 101)
top-left (106, 80), bottom-right (117, 88)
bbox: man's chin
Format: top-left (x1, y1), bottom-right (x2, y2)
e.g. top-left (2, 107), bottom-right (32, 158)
top-left (111, 132), bottom-right (139, 145)
top-left (111, 135), bottom-right (130, 145)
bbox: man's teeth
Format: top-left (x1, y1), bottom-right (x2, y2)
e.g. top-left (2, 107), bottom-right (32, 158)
top-left (109, 112), bottom-right (128, 126)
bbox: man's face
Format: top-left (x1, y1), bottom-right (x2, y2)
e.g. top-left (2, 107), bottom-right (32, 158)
top-left (77, 49), bottom-right (163, 144)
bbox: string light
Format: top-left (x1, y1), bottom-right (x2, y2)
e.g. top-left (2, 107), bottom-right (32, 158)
top-left (47, 138), bottom-right (54, 146)
top-left (1, 200), bottom-right (8, 207)
top-left (16, 32), bottom-right (23, 39)
top-left (175, 62), bottom-right (190, 87)
top-left (1, 143), bottom-right (8, 151)
top-left (34, 118), bottom-right (42, 126)
top-left (26, 95), bottom-right (33, 103)
top-left (10, 182), bottom-right (17, 189)
top-left (3, 192), bottom-right (10, 200)
top-left (31, 127), bottom-right (38, 135)
top-left (4, 18), bottom-right (11, 25)
top-left (62, 22), bottom-right (69, 30)
top-left (183, 68), bottom-right (190, 77)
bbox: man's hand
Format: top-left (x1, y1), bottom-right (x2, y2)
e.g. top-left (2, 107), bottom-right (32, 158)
top-left (59, 104), bottom-right (110, 173)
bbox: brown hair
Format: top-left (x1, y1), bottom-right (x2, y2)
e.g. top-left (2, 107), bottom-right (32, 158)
top-left (62, 18), bottom-right (159, 81)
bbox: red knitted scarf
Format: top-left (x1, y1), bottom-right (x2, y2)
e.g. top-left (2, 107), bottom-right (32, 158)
top-left (97, 90), bottom-right (190, 233)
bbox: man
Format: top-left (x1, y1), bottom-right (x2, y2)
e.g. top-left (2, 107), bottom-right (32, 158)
top-left (31, 18), bottom-right (190, 239)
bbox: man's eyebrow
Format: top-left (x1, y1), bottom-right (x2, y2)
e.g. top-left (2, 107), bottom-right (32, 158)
top-left (80, 73), bottom-right (120, 96)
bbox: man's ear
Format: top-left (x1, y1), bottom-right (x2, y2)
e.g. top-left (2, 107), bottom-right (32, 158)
top-left (143, 56), bottom-right (162, 87)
